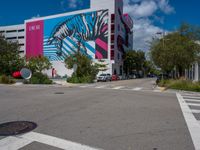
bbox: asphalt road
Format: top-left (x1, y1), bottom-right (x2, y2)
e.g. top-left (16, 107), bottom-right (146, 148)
top-left (0, 79), bottom-right (195, 150)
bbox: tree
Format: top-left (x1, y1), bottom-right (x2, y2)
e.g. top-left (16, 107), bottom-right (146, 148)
top-left (0, 35), bottom-right (25, 75)
top-left (150, 30), bottom-right (200, 77)
top-left (65, 52), bottom-right (99, 83)
top-left (27, 55), bottom-right (52, 73)
top-left (124, 50), bottom-right (146, 75)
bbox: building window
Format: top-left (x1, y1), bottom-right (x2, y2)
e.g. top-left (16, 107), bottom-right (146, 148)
top-left (111, 50), bottom-right (114, 60)
top-left (6, 37), bottom-right (17, 40)
top-left (111, 45), bottom-right (114, 49)
top-left (19, 43), bottom-right (24, 46)
top-left (111, 24), bottom-right (115, 33)
top-left (111, 35), bottom-right (115, 43)
top-left (18, 29), bottom-right (24, 32)
top-left (111, 14), bottom-right (115, 23)
top-left (18, 36), bottom-right (24, 39)
top-left (6, 30), bottom-right (17, 33)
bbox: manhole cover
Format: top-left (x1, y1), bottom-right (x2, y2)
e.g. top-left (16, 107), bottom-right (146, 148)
top-left (54, 92), bottom-right (64, 94)
top-left (0, 121), bottom-right (37, 136)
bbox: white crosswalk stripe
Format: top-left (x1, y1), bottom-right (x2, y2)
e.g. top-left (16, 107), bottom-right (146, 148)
top-left (78, 84), bottom-right (164, 93)
top-left (176, 93), bottom-right (200, 150)
top-left (185, 99), bottom-right (200, 102)
top-left (132, 87), bottom-right (143, 91)
top-left (112, 86), bottom-right (125, 90)
top-left (187, 103), bottom-right (200, 107)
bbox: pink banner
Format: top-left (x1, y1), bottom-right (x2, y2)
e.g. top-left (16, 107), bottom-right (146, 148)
top-left (26, 20), bottom-right (44, 59)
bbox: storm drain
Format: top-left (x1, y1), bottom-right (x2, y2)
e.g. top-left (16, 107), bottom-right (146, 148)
top-left (54, 92), bottom-right (64, 94)
top-left (0, 121), bottom-right (37, 136)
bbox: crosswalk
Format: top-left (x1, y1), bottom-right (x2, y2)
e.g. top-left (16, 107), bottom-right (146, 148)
top-left (78, 84), bottom-right (163, 93)
top-left (176, 92), bottom-right (200, 150)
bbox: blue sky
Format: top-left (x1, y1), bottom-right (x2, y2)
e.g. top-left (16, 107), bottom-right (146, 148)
top-left (0, 0), bottom-right (199, 50)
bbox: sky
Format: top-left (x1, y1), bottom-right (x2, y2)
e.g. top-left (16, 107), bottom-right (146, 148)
top-left (0, 0), bottom-right (199, 51)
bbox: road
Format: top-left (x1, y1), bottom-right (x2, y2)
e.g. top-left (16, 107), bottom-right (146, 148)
top-left (0, 78), bottom-right (197, 150)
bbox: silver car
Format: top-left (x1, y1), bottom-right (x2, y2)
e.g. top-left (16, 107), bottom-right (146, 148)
top-left (97, 74), bottom-right (112, 82)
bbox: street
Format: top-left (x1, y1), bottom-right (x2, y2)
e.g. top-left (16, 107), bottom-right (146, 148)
top-left (0, 78), bottom-right (197, 150)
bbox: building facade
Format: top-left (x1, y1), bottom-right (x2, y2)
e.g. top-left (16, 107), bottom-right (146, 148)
top-left (0, 24), bottom-right (25, 57)
top-left (185, 62), bottom-right (200, 82)
top-left (0, 0), bottom-right (133, 77)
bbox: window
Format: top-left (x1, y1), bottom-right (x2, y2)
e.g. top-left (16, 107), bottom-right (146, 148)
top-left (6, 30), bottom-right (17, 33)
top-left (19, 43), bottom-right (24, 46)
top-left (18, 36), bottom-right (24, 39)
top-left (111, 50), bottom-right (114, 60)
top-left (0, 31), bottom-right (5, 33)
top-left (6, 37), bottom-right (17, 40)
top-left (111, 35), bottom-right (115, 43)
top-left (111, 45), bottom-right (114, 49)
top-left (18, 29), bottom-right (24, 32)
top-left (111, 24), bottom-right (115, 33)
top-left (111, 14), bottom-right (115, 23)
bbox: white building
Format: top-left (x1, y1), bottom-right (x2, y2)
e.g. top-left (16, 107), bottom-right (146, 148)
top-left (0, 0), bottom-right (133, 77)
top-left (0, 24), bottom-right (25, 57)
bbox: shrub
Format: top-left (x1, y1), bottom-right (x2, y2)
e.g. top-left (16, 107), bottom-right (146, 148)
top-left (29, 72), bottom-right (52, 84)
top-left (67, 74), bottom-right (94, 83)
top-left (158, 79), bottom-right (200, 92)
top-left (0, 75), bottom-right (15, 84)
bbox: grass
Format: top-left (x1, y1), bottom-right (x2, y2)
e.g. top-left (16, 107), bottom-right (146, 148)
top-left (158, 79), bottom-right (200, 92)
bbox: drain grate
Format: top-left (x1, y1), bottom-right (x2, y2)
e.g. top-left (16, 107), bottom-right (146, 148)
top-left (54, 92), bottom-right (64, 94)
top-left (0, 121), bottom-right (37, 136)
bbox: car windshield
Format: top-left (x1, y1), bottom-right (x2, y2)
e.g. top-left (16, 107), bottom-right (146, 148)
top-left (100, 74), bottom-right (106, 76)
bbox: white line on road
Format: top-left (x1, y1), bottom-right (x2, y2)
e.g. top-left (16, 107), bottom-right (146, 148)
top-left (112, 86), bottom-right (125, 90)
top-left (19, 132), bottom-right (100, 150)
top-left (176, 93), bottom-right (200, 150)
top-left (0, 136), bottom-right (33, 150)
top-left (132, 87), bottom-right (143, 91)
top-left (182, 96), bottom-right (200, 99)
top-left (191, 109), bottom-right (200, 114)
top-left (95, 85), bottom-right (107, 89)
top-left (187, 103), bottom-right (200, 107)
top-left (185, 99), bottom-right (200, 102)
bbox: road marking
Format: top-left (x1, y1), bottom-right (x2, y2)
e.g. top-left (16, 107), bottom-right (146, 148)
top-left (182, 96), bottom-right (200, 99)
top-left (153, 89), bottom-right (161, 92)
top-left (191, 109), bottom-right (200, 114)
top-left (185, 99), bottom-right (200, 102)
top-left (96, 85), bottom-right (107, 89)
top-left (112, 86), bottom-right (125, 90)
top-left (20, 132), bottom-right (100, 150)
top-left (0, 136), bottom-right (33, 150)
top-left (187, 103), bottom-right (200, 107)
top-left (176, 93), bottom-right (200, 150)
top-left (132, 87), bottom-right (143, 91)
top-left (0, 132), bottom-right (101, 150)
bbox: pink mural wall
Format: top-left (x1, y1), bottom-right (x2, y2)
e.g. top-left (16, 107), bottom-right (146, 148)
top-left (26, 20), bottom-right (44, 59)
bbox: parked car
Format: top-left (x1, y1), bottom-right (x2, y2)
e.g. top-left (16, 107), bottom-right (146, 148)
top-left (112, 74), bottom-right (120, 81)
top-left (97, 74), bottom-right (112, 82)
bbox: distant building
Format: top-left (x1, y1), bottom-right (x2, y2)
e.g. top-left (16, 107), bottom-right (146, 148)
top-left (0, 24), bottom-right (25, 57)
top-left (185, 62), bottom-right (200, 82)
top-left (0, 0), bottom-right (133, 77)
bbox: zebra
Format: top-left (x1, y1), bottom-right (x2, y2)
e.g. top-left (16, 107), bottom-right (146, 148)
top-left (47, 9), bottom-right (108, 57)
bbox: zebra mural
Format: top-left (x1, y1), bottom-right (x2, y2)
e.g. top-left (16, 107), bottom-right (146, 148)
top-left (45, 9), bottom-right (109, 61)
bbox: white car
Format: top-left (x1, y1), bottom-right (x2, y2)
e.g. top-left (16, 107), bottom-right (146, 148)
top-left (97, 74), bottom-right (112, 82)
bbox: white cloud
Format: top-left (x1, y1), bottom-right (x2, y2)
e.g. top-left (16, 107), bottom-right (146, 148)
top-left (61, 0), bottom-right (84, 10)
top-left (31, 14), bottom-right (40, 19)
top-left (123, 0), bottom-right (175, 51)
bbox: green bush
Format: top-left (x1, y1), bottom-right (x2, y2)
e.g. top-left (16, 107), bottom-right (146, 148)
top-left (158, 79), bottom-right (200, 92)
top-left (67, 74), bottom-right (94, 83)
top-left (0, 75), bottom-right (15, 84)
top-left (29, 72), bottom-right (52, 84)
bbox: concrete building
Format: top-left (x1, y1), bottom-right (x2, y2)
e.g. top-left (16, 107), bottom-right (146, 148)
top-left (0, 24), bottom-right (25, 57)
top-left (0, 0), bottom-right (133, 77)
top-left (185, 62), bottom-right (200, 82)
